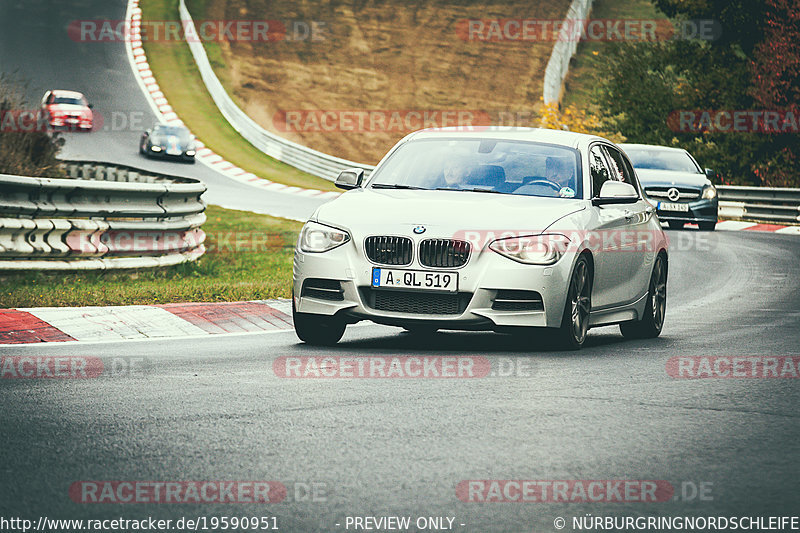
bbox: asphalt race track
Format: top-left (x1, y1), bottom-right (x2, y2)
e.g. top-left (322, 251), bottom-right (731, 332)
top-left (2, 1), bottom-right (800, 532)
top-left (0, 0), bottom-right (327, 221)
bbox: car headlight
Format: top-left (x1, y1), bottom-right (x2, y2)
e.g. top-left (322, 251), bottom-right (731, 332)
top-left (150, 145), bottom-right (162, 152)
top-left (185, 150), bottom-right (196, 156)
top-left (702, 185), bottom-right (717, 200)
top-left (489, 234), bottom-right (571, 265)
top-left (299, 221), bottom-right (350, 253)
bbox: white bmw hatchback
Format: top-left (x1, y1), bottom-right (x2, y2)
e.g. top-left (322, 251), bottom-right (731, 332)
top-left (293, 128), bottom-right (668, 349)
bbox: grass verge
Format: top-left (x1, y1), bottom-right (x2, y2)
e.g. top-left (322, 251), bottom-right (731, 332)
top-left (0, 205), bottom-right (300, 308)
top-left (139, 0), bottom-right (337, 192)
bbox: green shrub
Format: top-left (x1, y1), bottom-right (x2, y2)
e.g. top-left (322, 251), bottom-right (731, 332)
top-left (0, 77), bottom-right (64, 177)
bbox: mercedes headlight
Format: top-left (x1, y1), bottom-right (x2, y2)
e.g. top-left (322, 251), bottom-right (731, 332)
top-left (489, 234), bottom-right (571, 265)
top-left (299, 221), bottom-right (350, 253)
top-left (702, 185), bottom-right (717, 200)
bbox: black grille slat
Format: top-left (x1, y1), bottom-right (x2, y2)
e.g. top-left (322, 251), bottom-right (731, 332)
top-left (644, 187), bottom-right (701, 201)
top-left (302, 278), bottom-right (344, 301)
top-left (370, 290), bottom-right (462, 314)
top-left (419, 239), bottom-right (470, 268)
top-left (365, 236), bottom-right (413, 265)
top-left (492, 289), bottom-right (544, 311)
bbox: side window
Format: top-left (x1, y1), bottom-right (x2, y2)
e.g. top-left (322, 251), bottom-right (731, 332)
top-left (603, 146), bottom-right (630, 183)
top-left (603, 145), bottom-right (640, 194)
top-left (589, 145), bottom-right (611, 197)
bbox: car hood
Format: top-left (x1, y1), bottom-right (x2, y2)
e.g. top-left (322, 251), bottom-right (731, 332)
top-left (635, 169), bottom-right (710, 189)
top-left (315, 189), bottom-right (585, 236)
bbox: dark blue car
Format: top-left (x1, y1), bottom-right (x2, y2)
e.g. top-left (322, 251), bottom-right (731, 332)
top-left (620, 144), bottom-right (719, 231)
top-left (140, 124), bottom-right (196, 163)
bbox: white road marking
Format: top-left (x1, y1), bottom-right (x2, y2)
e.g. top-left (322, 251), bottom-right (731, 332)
top-left (776, 226), bottom-right (800, 235)
top-left (717, 220), bottom-right (758, 231)
top-left (24, 306), bottom-right (208, 341)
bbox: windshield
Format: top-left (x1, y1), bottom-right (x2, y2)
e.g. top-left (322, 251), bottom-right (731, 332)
top-left (52, 96), bottom-right (85, 106)
top-left (623, 148), bottom-right (701, 173)
top-left (369, 138), bottom-right (583, 199)
top-left (153, 126), bottom-right (192, 141)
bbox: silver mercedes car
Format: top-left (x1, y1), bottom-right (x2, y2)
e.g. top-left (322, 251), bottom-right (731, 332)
top-left (619, 143), bottom-right (719, 231)
top-left (292, 128), bottom-right (668, 349)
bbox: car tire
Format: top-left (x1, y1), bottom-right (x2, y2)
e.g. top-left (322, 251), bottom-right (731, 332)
top-left (698, 221), bottom-right (716, 231)
top-left (620, 252), bottom-right (667, 339)
top-left (554, 254), bottom-right (592, 350)
top-left (668, 221), bottom-right (683, 230)
top-left (292, 300), bottom-right (346, 346)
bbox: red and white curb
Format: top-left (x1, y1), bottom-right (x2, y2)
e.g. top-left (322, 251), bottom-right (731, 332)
top-left (124, 0), bottom-right (339, 204)
top-left (0, 300), bottom-right (293, 345)
top-left (684, 220), bottom-right (800, 234)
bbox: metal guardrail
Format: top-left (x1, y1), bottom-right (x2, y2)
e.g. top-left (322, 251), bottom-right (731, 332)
top-left (177, 0), bottom-right (374, 181)
top-left (718, 186), bottom-right (800, 224)
top-left (0, 161), bottom-right (207, 270)
top-left (543, 0), bottom-right (594, 104)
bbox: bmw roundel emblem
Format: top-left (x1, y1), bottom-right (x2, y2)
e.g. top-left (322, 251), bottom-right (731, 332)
top-left (413, 225), bottom-right (426, 234)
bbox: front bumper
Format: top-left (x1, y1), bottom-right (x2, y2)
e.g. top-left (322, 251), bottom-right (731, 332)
top-left (147, 146), bottom-right (195, 161)
top-left (50, 117), bottom-right (92, 130)
top-left (292, 240), bottom-right (576, 330)
top-left (652, 197), bottom-right (718, 223)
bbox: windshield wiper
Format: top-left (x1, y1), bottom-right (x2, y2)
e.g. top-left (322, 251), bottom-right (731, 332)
top-left (434, 187), bottom-right (508, 195)
top-left (371, 184), bottom-right (427, 190)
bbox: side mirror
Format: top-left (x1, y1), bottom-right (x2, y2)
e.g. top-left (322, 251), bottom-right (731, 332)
top-left (335, 168), bottom-right (365, 190)
top-left (87, 103), bottom-right (94, 109)
top-left (592, 181), bottom-right (639, 206)
top-left (705, 168), bottom-right (715, 179)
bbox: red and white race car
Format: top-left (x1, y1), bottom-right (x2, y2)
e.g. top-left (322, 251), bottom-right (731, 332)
top-left (40, 90), bottom-right (93, 131)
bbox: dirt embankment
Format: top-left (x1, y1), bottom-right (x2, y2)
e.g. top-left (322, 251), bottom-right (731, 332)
top-left (201, 0), bottom-right (570, 163)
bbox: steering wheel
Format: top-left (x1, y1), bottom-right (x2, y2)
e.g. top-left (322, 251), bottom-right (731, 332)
top-left (524, 179), bottom-right (562, 192)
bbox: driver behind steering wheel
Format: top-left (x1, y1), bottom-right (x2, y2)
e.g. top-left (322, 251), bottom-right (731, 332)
top-left (544, 156), bottom-right (576, 197)
top-left (514, 156), bottom-right (576, 197)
